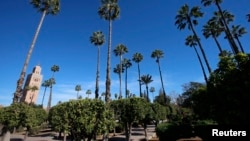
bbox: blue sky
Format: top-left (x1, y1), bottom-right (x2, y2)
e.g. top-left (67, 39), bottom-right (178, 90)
top-left (0, 0), bottom-right (249, 107)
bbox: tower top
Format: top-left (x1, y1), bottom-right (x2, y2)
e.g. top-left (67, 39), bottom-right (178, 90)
top-left (32, 65), bottom-right (42, 74)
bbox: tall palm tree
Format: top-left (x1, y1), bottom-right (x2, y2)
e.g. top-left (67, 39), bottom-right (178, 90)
top-left (13, 0), bottom-right (60, 103)
top-left (47, 65), bottom-right (59, 111)
top-left (132, 52), bottom-right (143, 97)
top-left (151, 49), bottom-right (167, 103)
top-left (51, 64), bottom-right (59, 77)
top-left (122, 58), bottom-right (132, 98)
top-left (113, 64), bottom-right (124, 98)
top-left (113, 44), bottom-right (128, 98)
top-left (201, 0), bottom-right (239, 54)
top-left (98, 0), bottom-right (120, 103)
top-left (185, 35), bottom-right (208, 84)
top-left (86, 89), bottom-right (92, 98)
top-left (90, 31), bottom-right (105, 99)
top-left (230, 25), bottom-right (247, 53)
top-left (212, 10), bottom-right (236, 55)
top-left (41, 79), bottom-right (50, 107)
top-left (140, 74), bottom-right (153, 102)
top-left (46, 77), bottom-right (55, 111)
top-left (175, 4), bottom-right (212, 74)
top-left (75, 84), bottom-right (82, 99)
top-left (203, 18), bottom-right (224, 54)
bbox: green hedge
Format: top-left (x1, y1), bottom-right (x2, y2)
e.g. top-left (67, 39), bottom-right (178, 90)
top-left (156, 120), bottom-right (217, 141)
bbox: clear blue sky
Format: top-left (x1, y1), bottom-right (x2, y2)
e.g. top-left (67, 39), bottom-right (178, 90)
top-left (0, 0), bottom-right (249, 107)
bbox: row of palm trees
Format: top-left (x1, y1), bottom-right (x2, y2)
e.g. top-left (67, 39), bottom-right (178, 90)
top-left (90, 31), bottom-right (167, 101)
top-left (175, 0), bottom-right (249, 83)
top-left (92, 0), bottom-right (169, 102)
top-left (40, 65), bottom-right (59, 111)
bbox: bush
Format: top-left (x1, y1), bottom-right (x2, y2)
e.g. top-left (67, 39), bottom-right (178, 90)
top-left (194, 119), bottom-right (218, 141)
top-left (156, 122), bottom-right (201, 141)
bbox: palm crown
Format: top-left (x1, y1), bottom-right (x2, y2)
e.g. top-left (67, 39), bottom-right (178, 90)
top-left (90, 31), bottom-right (105, 46)
top-left (31, 0), bottom-right (60, 15)
top-left (98, 0), bottom-right (120, 20)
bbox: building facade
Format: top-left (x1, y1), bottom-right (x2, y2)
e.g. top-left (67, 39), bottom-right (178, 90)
top-left (20, 65), bottom-right (43, 104)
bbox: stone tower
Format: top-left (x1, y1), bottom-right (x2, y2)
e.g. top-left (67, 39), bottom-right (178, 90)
top-left (20, 65), bottom-right (43, 104)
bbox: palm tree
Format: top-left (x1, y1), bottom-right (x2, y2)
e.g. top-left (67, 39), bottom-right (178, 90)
top-left (113, 64), bottom-right (124, 98)
top-left (98, 0), bottom-right (120, 103)
top-left (203, 18), bottom-right (224, 54)
top-left (90, 31), bottom-right (105, 99)
top-left (41, 79), bottom-right (50, 107)
top-left (149, 87), bottom-right (155, 102)
top-left (185, 35), bottom-right (208, 84)
top-left (46, 77), bottom-right (55, 111)
top-left (151, 49), bottom-right (167, 103)
top-left (75, 85), bottom-right (82, 99)
top-left (51, 64), bottom-right (60, 77)
top-left (140, 74), bottom-right (153, 101)
top-left (13, 0), bottom-right (60, 103)
top-left (211, 10), bottom-right (237, 55)
top-left (230, 25), bottom-right (247, 53)
top-left (122, 58), bottom-right (132, 98)
top-left (175, 4), bottom-right (212, 74)
top-left (47, 65), bottom-right (59, 111)
top-left (113, 44), bottom-right (128, 98)
top-left (86, 89), bottom-right (92, 98)
top-left (132, 53), bottom-right (143, 97)
top-left (201, 0), bottom-right (239, 54)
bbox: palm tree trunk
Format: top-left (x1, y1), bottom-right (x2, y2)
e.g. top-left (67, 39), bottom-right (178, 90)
top-left (41, 87), bottom-right (47, 107)
top-left (193, 46), bottom-right (208, 84)
top-left (105, 18), bottom-right (112, 103)
top-left (212, 34), bottom-right (223, 54)
top-left (157, 60), bottom-right (167, 103)
top-left (95, 46), bottom-right (100, 99)
top-left (146, 85), bottom-right (149, 101)
top-left (188, 17), bottom-right (212, 74)
top-left (13, 10), bottom-right (47, 103)
top-left (137, 63), bottom-right (142, 97)
top-left (235, 36), bottom-right (245, 53)
top-left (125, 68), bottom-right (128, 98)
top-left (119, 56), bottom-right (123, 98)
top-left (216, 3), bottom-right (239, 54)
top-left (47, 86), bottom-right (52, 111)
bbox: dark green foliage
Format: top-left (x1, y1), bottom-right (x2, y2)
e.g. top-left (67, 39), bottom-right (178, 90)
top-left (156, 120), bottom-right (217, 141)
top-left (110, 97), bottom-right (152, 141)
top-left (153, 90), bottom-right (171, 106)
top-left (150, 103), bottom-right (167, 126)
top-left (207, 53), bottom-right (250, 125)
top-left (49, 99), bottom-right (115, 141)
top-left (0, 103), bottom-right (47, 135)
top-left (156, 122), bottom-right (194, 141)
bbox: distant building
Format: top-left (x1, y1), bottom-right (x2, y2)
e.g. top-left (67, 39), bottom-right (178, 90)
top-left (20, 65), bottom-right (43, 104)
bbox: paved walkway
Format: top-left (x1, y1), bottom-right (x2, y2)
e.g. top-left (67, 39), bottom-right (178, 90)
top-left (1, 125), bottom-right (156, 141)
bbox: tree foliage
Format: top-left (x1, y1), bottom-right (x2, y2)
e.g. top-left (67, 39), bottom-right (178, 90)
top-left (0, 103), bottom-right (47, 135)
top-left (49, 99), bottom-right (115, 141)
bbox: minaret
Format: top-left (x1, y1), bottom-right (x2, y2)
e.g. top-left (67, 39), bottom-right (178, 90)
top-left (20, 65), bottom-right (43, 104)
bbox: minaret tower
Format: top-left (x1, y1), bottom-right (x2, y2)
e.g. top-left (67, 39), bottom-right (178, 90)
top-left (20, 65), bottom-right (43, 104)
